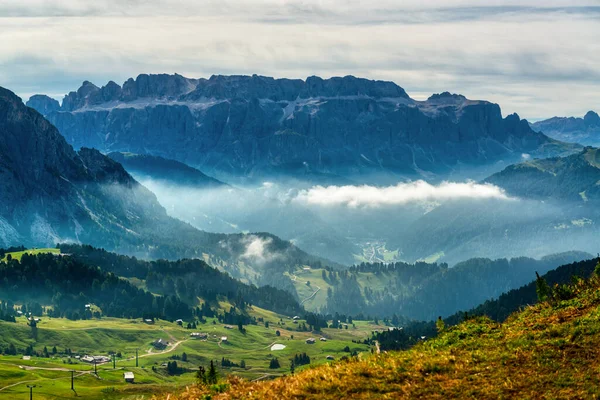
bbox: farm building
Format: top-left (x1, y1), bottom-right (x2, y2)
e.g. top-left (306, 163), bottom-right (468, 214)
top-left (306, 338), bottom-right (316, 344)
top-left (152, 339), bottom-right (169, 349)
top-left (293, 316), bottom-right (300, 320)
top-left (190, 332), bottom-right (208, 339)
top-left (221, 336), bottom-right (228, 342)
top-left (81, 355), bottom-right (110, 364)
top-left (320, 337), bottom-right (327, 342)
top-left (144, 319), bottom-right (154, 324)
top-left (123, 372), bottom-right (135, 383)
top-left (326, 355), bottom-right (335, 360)
top-left (223, 325), bottom-right (234, 329)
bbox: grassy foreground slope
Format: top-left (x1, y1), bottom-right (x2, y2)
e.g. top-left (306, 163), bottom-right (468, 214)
top-left (160, 273), bottom-right (600, 399)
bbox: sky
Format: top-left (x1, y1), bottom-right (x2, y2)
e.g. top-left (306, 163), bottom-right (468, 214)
top-left (0, 0), bottom-right (598, 120)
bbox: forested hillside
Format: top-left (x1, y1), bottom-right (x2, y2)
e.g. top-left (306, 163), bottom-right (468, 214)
top-left (319, 251), bottom-right (589, 319)
top-left (372, 255), bottom-right (600, 352)
top-left (59, 244), bottom-right (303, 316)
top-left (0, 253), bottom-right (189, 320)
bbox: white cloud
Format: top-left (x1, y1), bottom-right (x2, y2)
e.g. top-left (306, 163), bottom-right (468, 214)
top-left (240, 234), bottom-right (281, 264)
top-left (0, 1), bottom-right (598, 118)
top-left (294, 181), bottom-right (511, 208)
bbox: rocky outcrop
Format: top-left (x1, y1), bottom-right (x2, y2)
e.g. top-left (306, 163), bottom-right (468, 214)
top-left (531, 111), bottom-right (600, 147)
top-left (30, 74), bottom-right (578, 181)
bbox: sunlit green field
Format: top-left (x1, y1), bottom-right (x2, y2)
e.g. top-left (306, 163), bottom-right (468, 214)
top-left (1, 248), bottom-right (59, 262)
top-left (0, 305), bottom-right (379, 399)
top-left (287, 266), bottom-right (403, 312)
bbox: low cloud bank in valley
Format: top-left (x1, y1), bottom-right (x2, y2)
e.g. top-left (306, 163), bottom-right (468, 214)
top-left (294, 181), bottom-right (511, 208)
top-left (240, 235), bottom-right (281, 264)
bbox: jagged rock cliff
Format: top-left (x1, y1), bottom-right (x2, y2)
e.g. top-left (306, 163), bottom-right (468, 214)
top-left (27, 74), bottom-right (577, 181)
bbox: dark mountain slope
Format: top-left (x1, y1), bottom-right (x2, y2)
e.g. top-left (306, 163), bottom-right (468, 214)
top-left (445, 256), bottom-right (600, 325)
top-left (484, 147), bottom-right (600, 202)
top-left (108, 152), bottom-right (226, 188)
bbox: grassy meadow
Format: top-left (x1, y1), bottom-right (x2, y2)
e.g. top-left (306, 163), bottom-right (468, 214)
top-left (0, 304), bottom-right (380, 399)
top-left (1, 248), bottom-right (60, 262)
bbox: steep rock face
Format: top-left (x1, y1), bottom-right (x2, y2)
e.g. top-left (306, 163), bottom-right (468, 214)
top-left (30, 74), bottom-right (576, 181)
top-left (531, 111), bottom-right (600, 147)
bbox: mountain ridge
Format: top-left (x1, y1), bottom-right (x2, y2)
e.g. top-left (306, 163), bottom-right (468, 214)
top-left (27, 73), bottom-right (579, 182)
top-left (531, 110), bottom-right (600, 147)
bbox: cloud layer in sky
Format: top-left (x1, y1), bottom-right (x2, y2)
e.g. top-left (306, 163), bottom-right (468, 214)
top-left (0, 0), bottom-right (598, 118)
top-left (295, 181), bottom-right (511, 208)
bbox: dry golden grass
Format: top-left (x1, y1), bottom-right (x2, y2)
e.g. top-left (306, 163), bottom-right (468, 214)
top-left (157, 278), bottom-right (600, 399)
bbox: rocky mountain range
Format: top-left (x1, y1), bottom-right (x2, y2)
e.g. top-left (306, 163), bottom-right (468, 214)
top-left (531, 111), bottom-right (600, 147)
top-left (27, 74), bottom-right (578, 183)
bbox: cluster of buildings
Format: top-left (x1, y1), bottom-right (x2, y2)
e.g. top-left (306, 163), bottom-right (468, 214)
top-left (190, 332), bottom-right (208, 339)
top-left (80, 355), bottom-right (111, 364)
top-left (305, 337), bottom-right (328, 344)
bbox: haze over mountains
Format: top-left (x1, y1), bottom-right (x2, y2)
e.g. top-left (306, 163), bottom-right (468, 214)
top-left (21, 74), bottom-right (600, 267)
top-left (0, 87), bottom-right (334, 287)
top-left (531, 111), bottom-right (600, 147)
top-left (27, 74), bottom-right (578, 184)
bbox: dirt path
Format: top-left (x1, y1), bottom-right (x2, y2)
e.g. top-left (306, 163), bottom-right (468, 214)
top-left (251, 373), bottom-right (279, 382)
top-left (0, 366), bottom-right (90, 392)
top-left (139, 340), bottom-right (186, 359)
top-left (263, 341), bottom-right (278, 350)
top-left (300, 285), bottom-right (321, 305)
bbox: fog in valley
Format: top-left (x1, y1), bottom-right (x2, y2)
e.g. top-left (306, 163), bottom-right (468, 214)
top-left (135, 176), bottom-right (598, 267)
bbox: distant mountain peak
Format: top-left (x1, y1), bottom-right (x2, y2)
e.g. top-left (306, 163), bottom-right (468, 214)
top-left (531, 110), bottom-right (600, 147)
top-left (426, 92), bottom-right (467, 102)
top-left (584, 110), bottom-right (599, 126)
